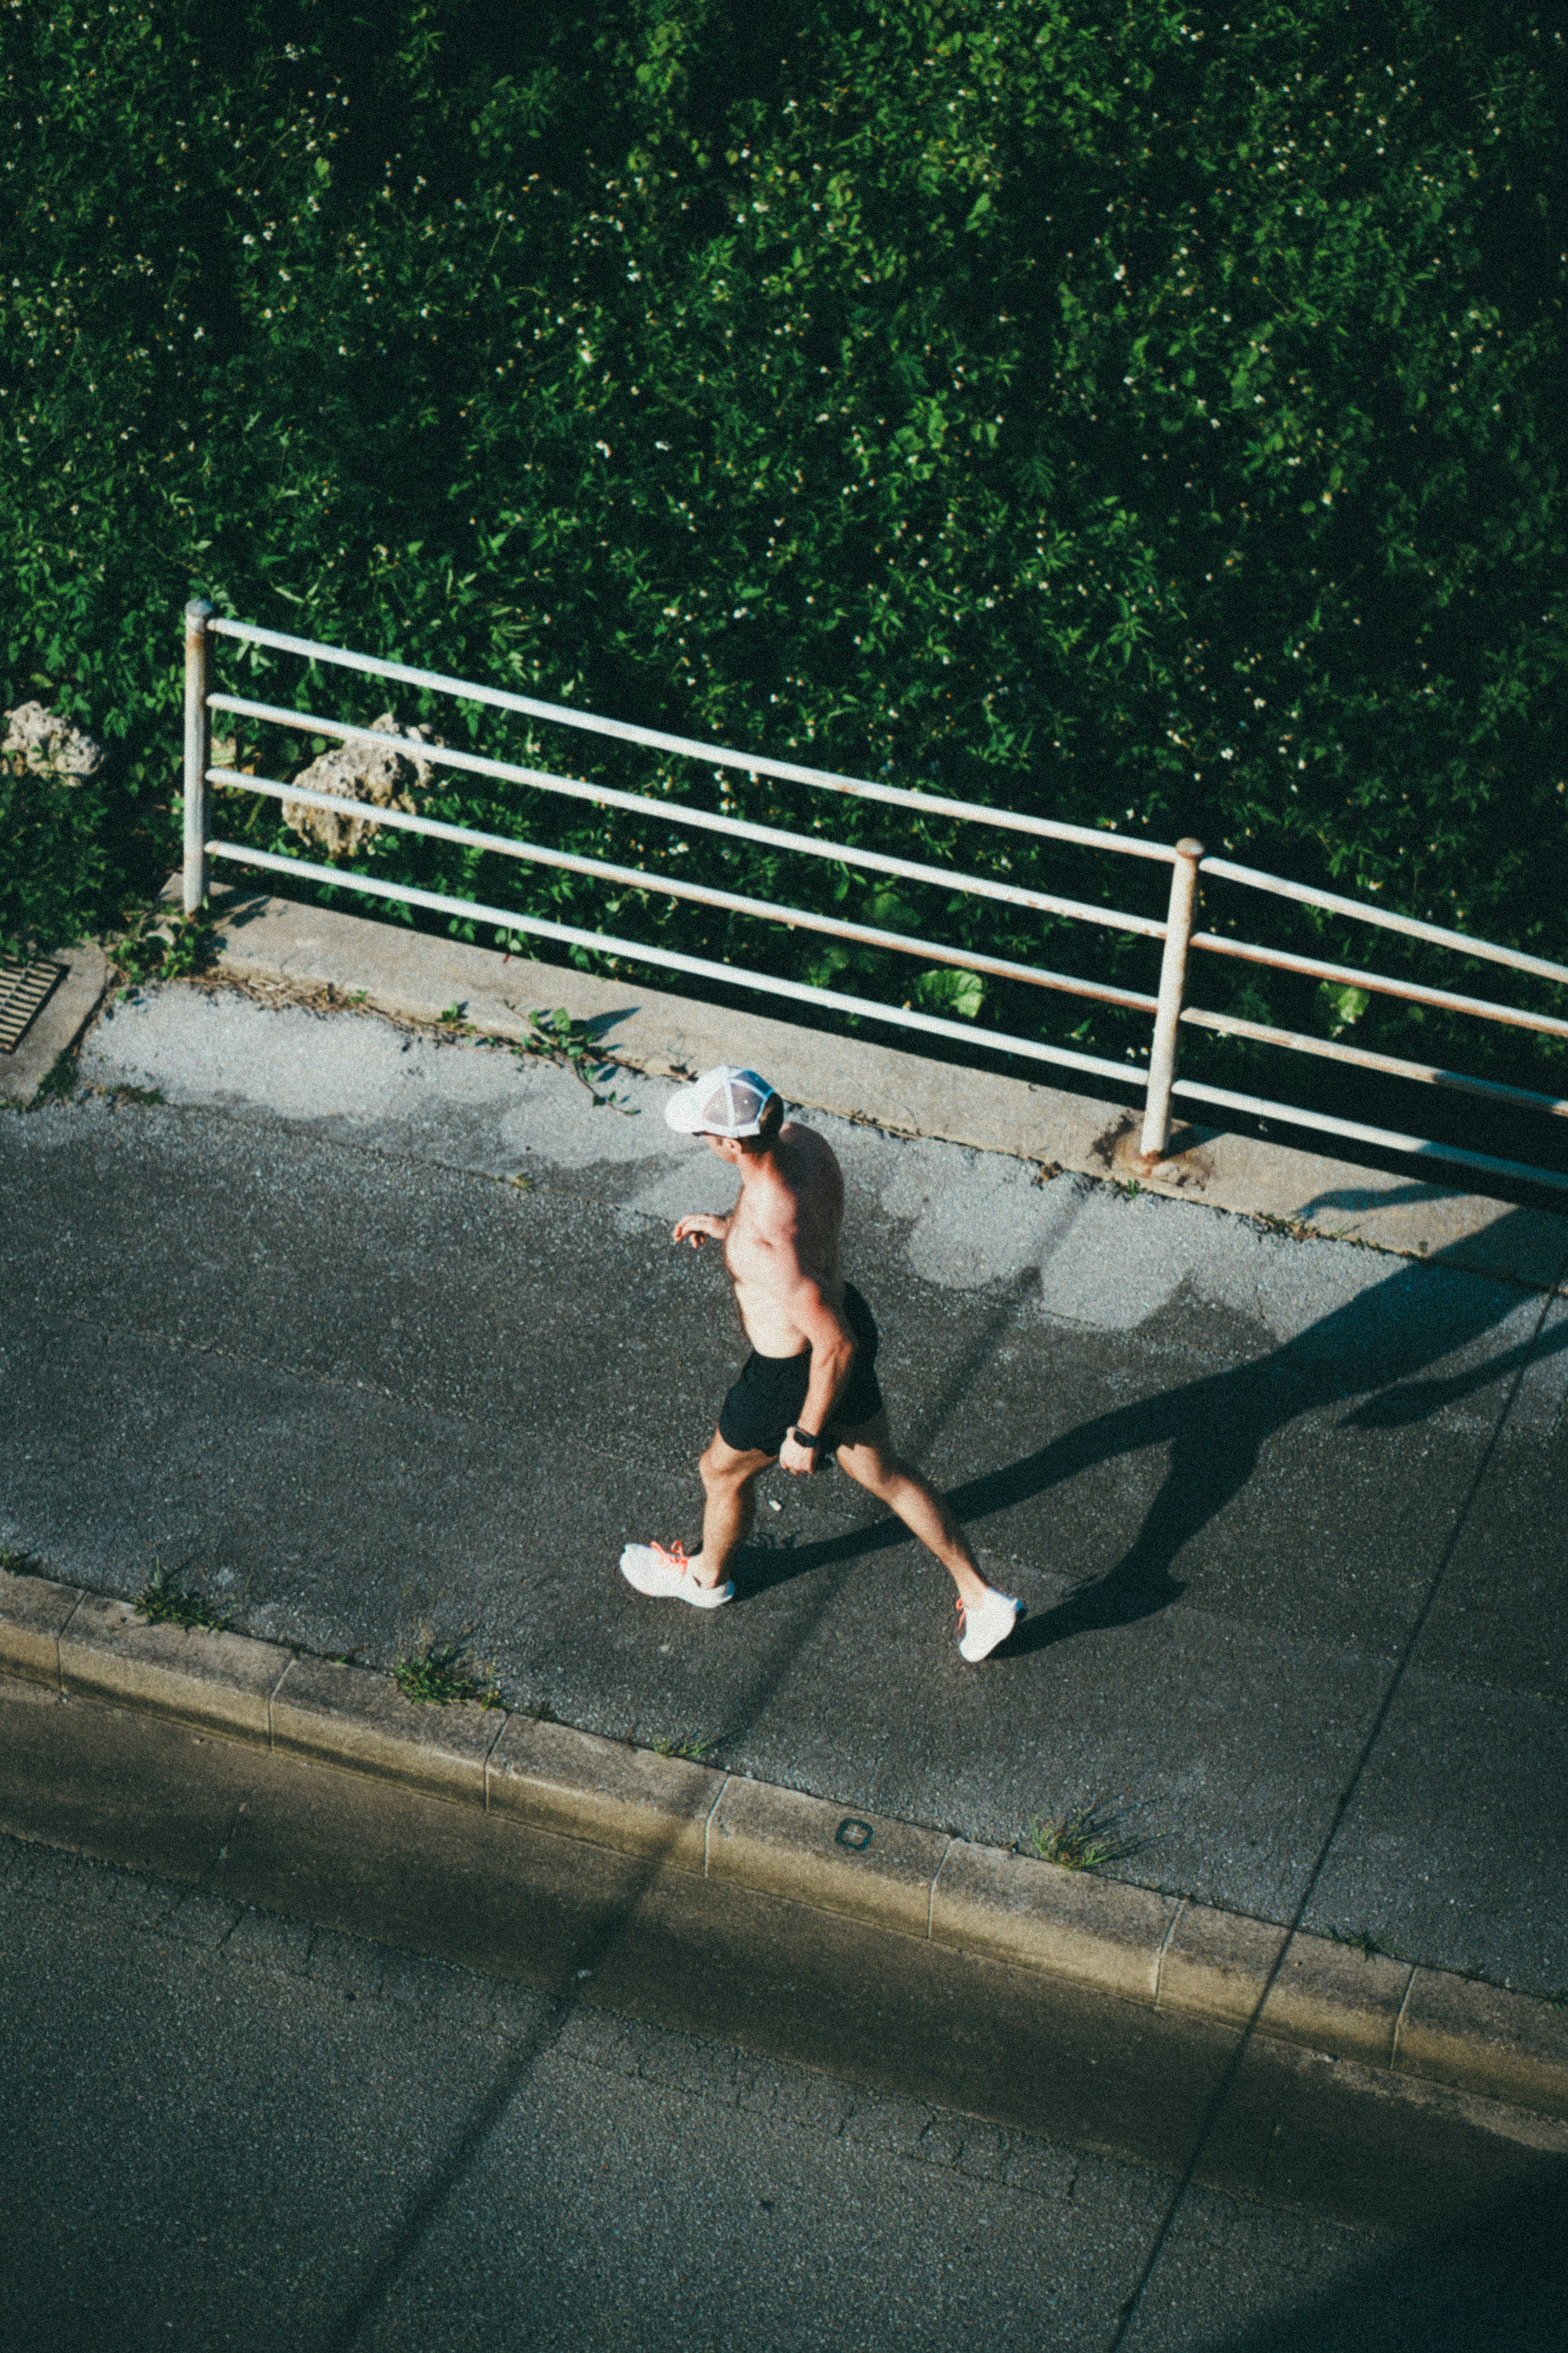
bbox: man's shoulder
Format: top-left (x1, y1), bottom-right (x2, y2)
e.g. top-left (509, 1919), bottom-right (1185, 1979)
top-left (778, 1117), bottom-right (838, 1165)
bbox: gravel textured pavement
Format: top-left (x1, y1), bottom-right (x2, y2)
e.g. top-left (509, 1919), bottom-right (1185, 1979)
top-left (3, 979), bottom-right (1567, 1991)
top-left (2, 1830), bottom-right (1563, 2353)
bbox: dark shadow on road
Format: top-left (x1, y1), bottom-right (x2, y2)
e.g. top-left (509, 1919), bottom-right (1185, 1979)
top-left (1189, 2171), bottom-right (1568, 2353)
top-left (734, 1208), bottom-right (1568, 1659)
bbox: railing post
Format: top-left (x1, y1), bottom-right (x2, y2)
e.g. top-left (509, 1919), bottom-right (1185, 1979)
top-left (1138, 836), bottom-right (1205, 1162)
top-left (182, 597), bottom-right (215, 915)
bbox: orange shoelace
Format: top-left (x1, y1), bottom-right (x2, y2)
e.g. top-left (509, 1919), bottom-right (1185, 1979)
top-left (651, 1540), bottom-right (690, 1577)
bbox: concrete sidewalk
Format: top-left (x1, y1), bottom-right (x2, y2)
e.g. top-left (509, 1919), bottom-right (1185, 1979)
top-left (3, 962), bottom-right (1567, 1999)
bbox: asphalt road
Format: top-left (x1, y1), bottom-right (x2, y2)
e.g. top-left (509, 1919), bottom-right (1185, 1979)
top-left (2, 1823), bottom-right (1563, 2353)
top-left (2, 980), bottom-right (1567, 1992)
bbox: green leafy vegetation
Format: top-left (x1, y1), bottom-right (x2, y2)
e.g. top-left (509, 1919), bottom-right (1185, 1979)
top-left (652, 1730), bottom-right (720, 1760)
top-left (135, 1562), bottom-right (225, 1633)
top-left (515, 1005), bottom-right (641, 1110)
top-left (392, 1639), bottom-right (504, 1708)
top-left (3, 3), bottom-right (1565, 1159)
top-left (108, 906), bottom-right (220, 990)
top-left (1028, 1802), bottom-right (1142, 1872)
top-left (392, 1582), bottom-right (503, 1706)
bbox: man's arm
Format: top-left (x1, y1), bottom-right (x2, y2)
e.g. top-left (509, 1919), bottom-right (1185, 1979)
top-left (673, 1212), bottom-right (731, 1249)
top-left (778, 1280), bottom-right (856, 1475)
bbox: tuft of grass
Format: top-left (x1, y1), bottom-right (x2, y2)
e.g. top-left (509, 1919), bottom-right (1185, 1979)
top-left (392, 1585), bottom-right (503, 1708)
top-left (652, 1731), bottom-right (719, 1761)
top-left (392, 1630), bottom-right (503, 1709)
top-left (1327, 1926), bottom-right (1385, 1963)
top-left (437, 1001), bottom-right (470, 1028)
top-left (136, 1561), bottom-right (225, 1633)
top-left (0, 1548), bottom-right (42, 1577)
top-left (1028, 1803), bottom-right (1141, 1874)
top-left (108, 1084), bottom-right (164, 1107)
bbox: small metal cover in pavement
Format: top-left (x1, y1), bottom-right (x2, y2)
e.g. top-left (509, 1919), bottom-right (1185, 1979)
top-left (0, 957), bottom-right (66, 1053)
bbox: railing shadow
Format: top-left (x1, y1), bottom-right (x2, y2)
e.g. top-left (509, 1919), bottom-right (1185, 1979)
top-left (737, 1206), bottom-right (1568, 1654)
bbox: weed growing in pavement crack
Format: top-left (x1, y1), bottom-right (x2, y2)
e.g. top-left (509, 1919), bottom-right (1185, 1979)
top-left (393, 1589), bottom-right (502, 1708)
top-left (652, 1731), bottom-right (721, 1761)
top-left (136, 1561), bottom-right (225, 1633)
top-left (513, 1005), bottom-right (640, 1114)
top-left (1028, 1803), bottom-right (1142, 1873)
top-left (1327, 1926), bottom-right (1386, 1962)
top-left (0, 1548), bottom-right (42, 1577)
top-left (392, 1641), bottom-right (503, 1708)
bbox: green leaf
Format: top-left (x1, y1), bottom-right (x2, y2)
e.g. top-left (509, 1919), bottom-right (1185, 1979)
top-left (912, 968), bottom-right (986, 1021)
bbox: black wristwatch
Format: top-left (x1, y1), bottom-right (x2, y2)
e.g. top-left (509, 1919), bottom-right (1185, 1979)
top-left (791, 1425), bottom-right (821, 1451)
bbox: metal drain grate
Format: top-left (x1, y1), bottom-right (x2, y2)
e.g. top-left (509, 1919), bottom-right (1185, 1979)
top-left (0, 956), bottom-right (66, 1053)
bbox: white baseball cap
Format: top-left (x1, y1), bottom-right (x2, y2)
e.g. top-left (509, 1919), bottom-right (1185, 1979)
top-left (664, 1065), bottom-right (779, 1139)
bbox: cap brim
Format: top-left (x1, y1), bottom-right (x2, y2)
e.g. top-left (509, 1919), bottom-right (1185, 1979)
top-left (664, 1081), bottom-right (711, 1134)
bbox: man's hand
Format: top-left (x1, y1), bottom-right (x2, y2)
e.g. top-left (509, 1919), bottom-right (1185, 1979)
top-left (778, 1431), bottom-right (820, 1477)
top-left (673, 1212), bottom-right (729, 1250)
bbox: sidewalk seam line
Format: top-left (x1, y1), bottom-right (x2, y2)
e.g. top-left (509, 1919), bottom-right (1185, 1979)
top-left (1153, 1898), bottom-right (1185, 2005)
top-left (702, 1775), bottom-right (729, 1879)
top-left (1390, 1963), bottom-right (1420, 2074)
top-left (53, 1591), bottom-right (84, 1693)
top-left (269, 1655), bottom-right (297, 1751)
top-left (927, 1840), bottom-right (951, 1942)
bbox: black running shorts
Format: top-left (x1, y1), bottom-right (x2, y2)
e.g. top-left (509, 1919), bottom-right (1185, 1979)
top-left (717, 1282), bottom-right (884, 1458)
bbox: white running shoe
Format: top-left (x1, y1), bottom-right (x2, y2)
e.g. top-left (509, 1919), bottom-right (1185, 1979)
top-left (957, 1587), bottom-right (1022, 1663)
top-left (619, 1539), bottom-right (733, 1609)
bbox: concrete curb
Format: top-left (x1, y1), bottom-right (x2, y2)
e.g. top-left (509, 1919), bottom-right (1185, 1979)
top-left (152, 877), bottom-right (1568, 1290)
top-left (4, 1562), bottom-right (1565, 2123)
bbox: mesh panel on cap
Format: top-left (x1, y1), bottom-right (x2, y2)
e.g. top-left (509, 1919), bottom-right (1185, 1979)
top-left (715, 1075), bottom-right (768, 1130)
top-left (699, 1076), bottom-right (739, 1129)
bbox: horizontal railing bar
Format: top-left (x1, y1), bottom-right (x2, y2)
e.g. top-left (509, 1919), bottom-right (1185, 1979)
top-left (1201, 857), bottom-right (1568, 989)
top-left (207, 614), bottom-right (1178, 863)
top-left (1190, 932), bottom-right (1568, 1040)
top-left (1180, 1006), bottom-right (1568, 1117)
top-left (209, 697), bottom-right (1170, 941)
top-left (211, 771), bottom-right (1160, 1013)
top-left (1172, 1077), bottom-right (1568, 1196)
top-left (206, 840), bottom-right (1154, 1090)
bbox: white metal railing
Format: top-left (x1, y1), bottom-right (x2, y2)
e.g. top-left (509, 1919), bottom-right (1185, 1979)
top-left (180, 602), bottom-right (1568, 1195)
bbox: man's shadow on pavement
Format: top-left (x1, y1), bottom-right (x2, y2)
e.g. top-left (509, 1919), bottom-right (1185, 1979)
top-left (739, 1204), bottom-right (1568, 1655)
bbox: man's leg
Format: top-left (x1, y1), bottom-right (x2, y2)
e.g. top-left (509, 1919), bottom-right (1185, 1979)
top-left (695, 1430), bottom-right (773, 1589)
top-left (831, 1412), bottom-right (992, 1610)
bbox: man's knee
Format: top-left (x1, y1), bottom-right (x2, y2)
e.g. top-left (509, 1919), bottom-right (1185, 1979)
top-left (836, 1441), bottom-right (905, 1498)
top-left (700, 1441), bottom-right (751, 1492)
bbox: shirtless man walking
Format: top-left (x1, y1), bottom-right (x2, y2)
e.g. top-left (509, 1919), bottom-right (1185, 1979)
top-left (619, 1066), bottom-right (1022, 1662)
